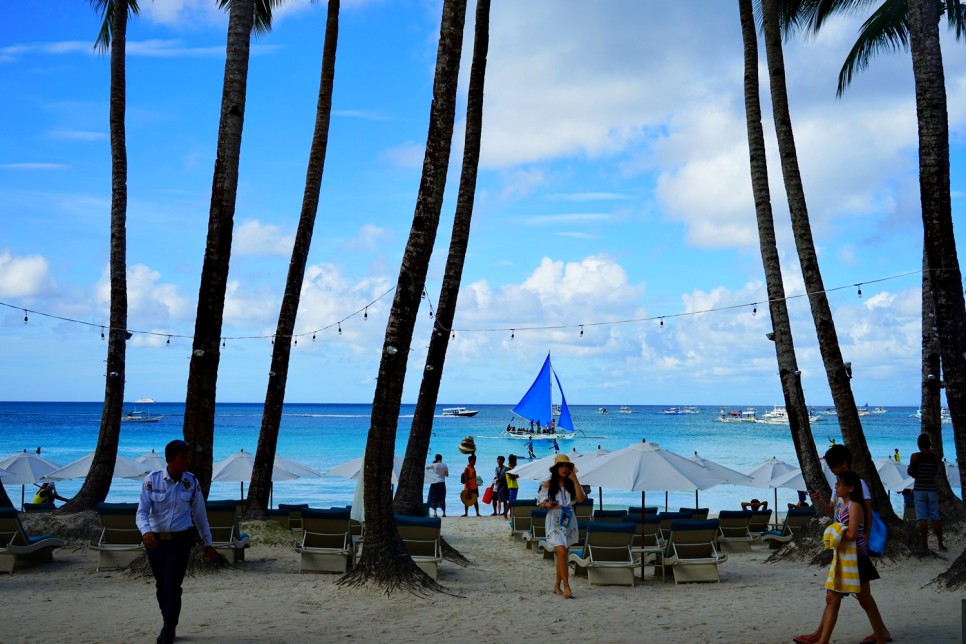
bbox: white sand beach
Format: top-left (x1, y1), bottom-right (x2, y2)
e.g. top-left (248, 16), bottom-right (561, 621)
top-left (1, 513), bottom-right (961, 643)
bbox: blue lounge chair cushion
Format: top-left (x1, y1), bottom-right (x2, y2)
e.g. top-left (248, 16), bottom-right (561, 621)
top-left (394, 515), bottom-right (441, 529)
top-left (302, 508), bottom-right (350, 520)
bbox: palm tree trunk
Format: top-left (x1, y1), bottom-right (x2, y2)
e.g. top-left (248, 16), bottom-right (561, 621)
top-left (339, 0), bottom-right (466, 593)
top-left (907, 0), bottom-right (966, 494)
top-left (183, 0), bottom-right (255, 495)
top-left (739, 0), bottom-right (829, 501)
top-left (64, 0), bottom-right (129, 511)
top-left (245, 0), bottom-right (341, 520)
top-left (761, 0), bottom-right (896, 521)
top-left (395, 0), bottom-right (490, 520)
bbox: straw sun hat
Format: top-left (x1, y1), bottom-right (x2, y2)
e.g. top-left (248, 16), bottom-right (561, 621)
top-left (549, 454), bottom-right (577, 473)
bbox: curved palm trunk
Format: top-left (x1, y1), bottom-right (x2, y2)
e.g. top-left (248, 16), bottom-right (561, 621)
top-left (739, 0), bottom-right (828, 500)
top-left (395, 0), bottom-right (490, 520)
top-left (246, 0), bottom-right (340, 520)
top-left (65, 0), bottom-right (129, 511)
top-left (907, 0), bottom-right (966, 493)
top-left (183, 0), bottom-right (255, 495)
top-left (339, 0), bottom-right (466, 593)
top-left (761, 0), bottom-right (896, 521)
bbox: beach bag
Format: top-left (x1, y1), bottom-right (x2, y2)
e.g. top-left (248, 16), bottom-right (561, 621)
top-left (476, 475), bottom-right (484, 487)
top-left (868, 510), bottom-right (887, 556)
top-left (460, 471), bottom-right (467, 484)
top-left (482, 486), bottom-right (494, 504)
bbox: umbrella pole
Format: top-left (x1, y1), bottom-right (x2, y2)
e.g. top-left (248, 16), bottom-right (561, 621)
top-left (21, 485), bottom-right (25, 511)
top-left (640, 489), bottom-right (646, 580)
top-left (598, 487), bottom-right (603, 512)
top-left (694, 489), bottom-right (698, 509)
top-left (665, 491), bottom-right (668, 512)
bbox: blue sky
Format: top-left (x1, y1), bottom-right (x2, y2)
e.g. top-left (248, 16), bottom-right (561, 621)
top-left (1, 0), bottom-right (964, 406)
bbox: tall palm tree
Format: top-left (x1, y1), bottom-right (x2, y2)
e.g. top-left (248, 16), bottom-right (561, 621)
top-left (246, 0), bottom-right (340, 520)
top-left (338, 0), bottom-right (467, 593)
top-left (739, 0), bottom-right (830, 500)
top-left (63, 0), bottom-right (138, 512)
top-left (182, 0), bottom-right (279, 494)
top-left (760, 0), bottom-right (897, 521)
top-left (394, 0), bottom-right (491, 520)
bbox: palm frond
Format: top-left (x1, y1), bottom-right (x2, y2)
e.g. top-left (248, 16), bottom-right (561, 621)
top-left (219, 0), bottom-right (288, 35)
top-left (837, 0), bottom-right (909, 96)
top-left (946, 0), bottom-right (966, 39)
top-left (799, 0), bottom-right (880, 32)
top-left (88, 0), bottom-right (140, 52)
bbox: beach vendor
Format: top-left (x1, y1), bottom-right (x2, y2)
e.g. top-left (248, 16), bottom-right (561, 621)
top-left (32, 481), bottom-right (64, 505)
top-left (425, 454), bottom-right (448, 518)
top-left (538, 454), bottom-right (586, 599)
top-left (461, 454), bottom-right (480, 517)
top-left (136, 439), bottom-right (214, 644)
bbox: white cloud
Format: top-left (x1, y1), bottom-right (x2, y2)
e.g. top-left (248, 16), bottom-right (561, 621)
top-left (94, 263), bottom-right (190, 323)
top-left (232, 219), bottom-right (294, 257)
top-left (50, 130), bottom-right (106, 141)
top-left (380, 141), bottom-right (424, 168)
top-left (0, 250), bottom-right (52, 298)
top-left (0, 163), bottom-right (68, 170)
top-left (344, 224), bottom-right (391, 253)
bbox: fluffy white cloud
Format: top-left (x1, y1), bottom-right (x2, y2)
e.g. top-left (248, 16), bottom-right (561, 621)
top-left (0, 250), bottom-right (51, 298)
top-left (232, 219), bottom-right (295, 257)
top-left (94, 263), bottom-right (190, 323)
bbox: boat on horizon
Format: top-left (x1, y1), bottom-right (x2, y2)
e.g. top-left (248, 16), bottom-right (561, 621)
top-left (134, 397), bottom-right (156, 404)
top-left (717, 407), bottom-right (758, 423)
top-left (502, 353), bottom-right (577, 440)
top-left (619, 406), bottom-right (632, 414)
top-left (440, 407), bottom-right (479, 417)
top-left (121, 410), bottom-right (162, 423)
top-left (598, 407), bottom-right (609, 415)
top-left (755, 405), bottom-right (822, 425)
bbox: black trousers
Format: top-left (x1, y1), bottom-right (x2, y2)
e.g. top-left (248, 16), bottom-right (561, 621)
top-left (146, 530), bottom-right (194, 626)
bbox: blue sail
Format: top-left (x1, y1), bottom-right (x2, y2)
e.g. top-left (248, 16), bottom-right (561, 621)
top-left (554, 371), bottom-right (574, 431)
top-left (512, 354), bottom-right (553, 426)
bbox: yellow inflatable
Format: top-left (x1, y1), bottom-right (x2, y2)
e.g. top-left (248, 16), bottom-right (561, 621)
top-left (458, 436), bottom-right (476, 454)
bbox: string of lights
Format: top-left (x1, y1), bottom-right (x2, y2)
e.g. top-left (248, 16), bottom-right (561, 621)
top-left (0, 269), bottom-right (937, 345)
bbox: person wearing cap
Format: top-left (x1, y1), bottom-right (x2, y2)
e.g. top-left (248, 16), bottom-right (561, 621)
top-left (537, 454), bottom-right (586, 598)
top-left (136, 440), bottom-right (214, 644)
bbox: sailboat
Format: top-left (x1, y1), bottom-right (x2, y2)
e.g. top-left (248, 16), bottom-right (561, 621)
top-left (502, 353), bottom-right (577, 440)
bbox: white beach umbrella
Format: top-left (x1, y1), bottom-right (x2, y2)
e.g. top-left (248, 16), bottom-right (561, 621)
top-left (43, 452), bottom-right (149, 481)
top-left (874, 457), bottom-right (914, 490)
top-left (509, 449), bottom-right (582, 481)
top-left (212, 449), bottom-right (308, 502)
top-left (769, 461), bottom-right (836, 493)
top-left (136, 450), bottom-right (167, 472)
top-left (741, 457), bottom-right (798, 512)
top-left (0, 466), bottom-right (11, 480)
top-left (573, 448), bottom-right (612, 510)
top-left (325, 454), bottom-right (404, 484)
top-left (578, 440), bottom-right (728, 509)
top-left (946, 461), bottom-right (960, 488)
top-left (688, 451), bottom-right (753, 507)
top-left (0, 450), bottom-right (62, 509)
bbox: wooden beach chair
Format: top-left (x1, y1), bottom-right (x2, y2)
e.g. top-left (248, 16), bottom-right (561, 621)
top-left (206, 500), bottom-right (250, 563)
top-left (568, 521), bottom-right (638, 586)
top-left (395, 515), bottom-right (443, 581)
top-left (662, 519), bottom-right (727, 584)
top-left (0, 507), bottom-right (65, 574)
top-left (297, 508), bottom-right (353, 573)
top-left (760, 507), bottom-right (816, 549)
top-left (715, 510), bottom-right (754, 553)
top-left (91, 502), bottom-right (143, 571)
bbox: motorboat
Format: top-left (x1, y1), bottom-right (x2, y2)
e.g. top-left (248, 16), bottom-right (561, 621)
top-left (755, 405), bottom-right (821, 425)
top-left (717, 407), bottom-right (758, 423)
top-left (135, 397), bottom-right (156, 404)
top-left (619, 406), bottom-right (632, 414)
top-left (502, 353), bottom-right (577, 440)
top-left (121, 410), bottom-right (162, 423)
top-left (598, 407), bottom-right (609, 415)
top-left (660, 407), bottom-right (682, 415)
top-left (682, 406), bottom-right (700, 414)
top-left (440, 407), bottom-right (479, 417)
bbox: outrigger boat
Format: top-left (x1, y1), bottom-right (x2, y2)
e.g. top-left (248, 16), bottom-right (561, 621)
top-left (502, 353), bottom-right (577, 440)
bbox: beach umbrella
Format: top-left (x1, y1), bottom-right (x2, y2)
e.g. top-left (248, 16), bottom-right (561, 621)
top-left (768, 461), bottom-right (836, 494)
top-left (0, 466), bottom-right (11, 480)
top-left (211, 449), bottom-right (309, 502)
top-left (578, 440), bottom-right (728, 510)
top-left (509, 449), bottom-right (582, 481)
top-left (326, 454), bottom-right (405, 523)
top-left (688, 451), bottom-right (753, 507)
top-left (874, 457), bottom-right (914, 491)
top-left (741, 457), bottom-right (798, 512)
top-left (0, 450), bottom-right (62, 509)
top-left (43, 452), bottom-right (149, 481)
top-left (946, 461), bottom-right (960, 488)
top-left (136, 450), bottom-right (167, 472)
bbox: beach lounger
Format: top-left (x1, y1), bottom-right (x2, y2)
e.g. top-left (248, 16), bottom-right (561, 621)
top-left (297, 508), bottom-right (353, 573)
top-left (23, 502), bottom-right (55, 513)
top-left (568, 521), bottom-right (637, 586)
top-left (537, 520), bottom-right (589, 560)
top-left (622, 515), bottom-right (664, 577)
top-left (508, 499), bottom-right (538, 539)
top-left (716, 510), bottom-right (754, 553)
top-left (628, 506), bottom-right (659, 515)
top-left (395, 515), bottom-right (443, 580)
top-left (91, 502), bottom-right (143, 571)
top-left (573, 499), bottom-right (594, 522)
top-left (279, 503), bottom-right (309, 533)
top-left (523, 509), bottom-right (548, 551)
top-left (679, 507), bottom-right (710, 520)
top-left (206, 500), bottom-right (250, 563)
top-left (760, 507), bottom-right (816, 549)
top-left (267, 508), bottom-right (289, 529)
top-left (657, 511), bottom-right (692, 542)
top-left (592, 509), bottom-right (627, 522)
top-left (0, 506), bottom-right (65, 574)
top-left (662, 519), bottom-right (727, 584)
top-left (747, 509), bottom-right (774, 539)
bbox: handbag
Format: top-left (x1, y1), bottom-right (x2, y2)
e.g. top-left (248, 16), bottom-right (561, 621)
top-left (481, 486), bottom-right (494, 504)
top-left (868, 510), bottom-right (887, 556)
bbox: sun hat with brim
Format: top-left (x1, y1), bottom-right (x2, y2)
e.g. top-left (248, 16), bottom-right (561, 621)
top-left (460, 489), bottom-right (479, 506)
top-left (549, 454), bottom-right (577, 473)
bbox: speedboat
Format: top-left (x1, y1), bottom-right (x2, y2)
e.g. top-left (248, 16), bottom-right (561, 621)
top-left (661, 407), bottom-right (682, 415)
top-left (598, 407), bottom-right (609, 415)
top-left (619, 406), bottom-right (632, 414)
top-left (717, 407), bottom-right (758, 423)
top-left (121, 410), bottom-right (162, 423)
top-left (441, 407), bottom-right (479, 417)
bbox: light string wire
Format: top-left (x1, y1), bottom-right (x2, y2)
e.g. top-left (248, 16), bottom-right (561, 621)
top-left (0, 268), bottom-right (942, 343)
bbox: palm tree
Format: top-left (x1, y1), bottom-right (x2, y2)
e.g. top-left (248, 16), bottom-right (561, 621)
top-left (760, 0), bottom-right (897, 521)
top-left (182, 0), bottom-right (279, 494)
top-left (338, 0), bottom-right (467, 593)
top-left (739, 0), bottom-right (830, 500)
top-left (246, 0), bottom-right (340, 520)
top-left (63, 0), bottom-right (138, 512)
top-left (394, 0), bottom-right (491, 522)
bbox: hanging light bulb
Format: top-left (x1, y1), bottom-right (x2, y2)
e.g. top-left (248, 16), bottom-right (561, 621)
top-left (857, 284), bottom-right (863, 298)
top-left (511, 329), bottom-right (515, 340)
top-left (364, 307), bottom-right (368, 321)
top-left (338, 323), bottom-right (342, 335)
top-left (579, 325), bottom-right (584, 337)
top-left (166, 336), bottom-right (171, 346)
top-left (23, 310), bottom-right (28, 324)
top-left (752, 305), bottom-right (757, 316)
top-left (429, 310), bottom-right (433, 319)
top-left (222, 338), bottom-right (226, 347)
top-left (659, 319), bottom-right (664, 328)
top-left (312, 333), bottom-right (316, 341)
top-left (101, 326), bottom-right (105, 340)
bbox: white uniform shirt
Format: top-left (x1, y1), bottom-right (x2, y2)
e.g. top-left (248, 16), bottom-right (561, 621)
top-left (426, 462), bottom-right (448, 484)
top-left (136, 469), bottom-right (213, 546)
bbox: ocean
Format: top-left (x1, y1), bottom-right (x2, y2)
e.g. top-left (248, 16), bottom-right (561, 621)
top-left (0, 401), bottom-right (952, 515)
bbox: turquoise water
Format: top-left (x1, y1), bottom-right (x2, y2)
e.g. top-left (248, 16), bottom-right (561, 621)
top-left (0, 401), bottom-right (952, 515)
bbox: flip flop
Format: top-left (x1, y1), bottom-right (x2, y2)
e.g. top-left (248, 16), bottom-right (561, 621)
top-left (793, 636), bottom-right (817, 644)
top-left (859, 636), bottom-right (893, 644)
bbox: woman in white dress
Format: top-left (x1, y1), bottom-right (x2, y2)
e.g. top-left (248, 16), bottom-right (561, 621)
top-left (537, 454), bottom-right (586, 598)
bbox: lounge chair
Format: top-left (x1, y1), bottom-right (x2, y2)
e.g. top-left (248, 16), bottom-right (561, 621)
top-left (760, 507), bottom-right (816, 549)
top-left (716, 510), bottom-right (754, 553)
top-left (523, 509), bottom-right (547, 551)
top-left (0, 507), bottom-right (65, 574)
top-left (395, 515), bottom-right (443, 580)
top-left (657, 511), bottom-right (692, 542)
top-left (573, 499), bottom-right (594, 523)
top-left (537, 520), bottom-right (589, 560)
top-left (747, 509), bottom-right (774, 539)
top-left (279, 503), bottom-right (309, 533)
top-left (679, 507), bottom-right (710, 520)
top-left (297, 508), bottom-right (353, 573)
top-left (23, 503), bottom-right (55, 513)
top-left (206, 500), bottom-right (251, 563)
top-left (627, 506), bottom-right (659, 516)
top-left (592, 509), bottom-right (628, 522)
top-left (267, 508), bottom-right (289, 529)
top-left (568, 521), bottom-right (638, 586)
top-left (91, 502), bottom-right (143, 571)
top-left (508, 499), bottom-right (538, 540)
top-left (622, 515), bottom-right (665, 577)
top-left (662, 519), bottom-right (727, 584)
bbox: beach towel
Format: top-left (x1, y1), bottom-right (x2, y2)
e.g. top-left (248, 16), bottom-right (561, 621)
top-left (823, 522), bottom-right (860, 594)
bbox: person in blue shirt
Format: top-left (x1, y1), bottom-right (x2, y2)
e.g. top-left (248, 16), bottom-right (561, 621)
top-left (136, 440), bottom-right (214, 644)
